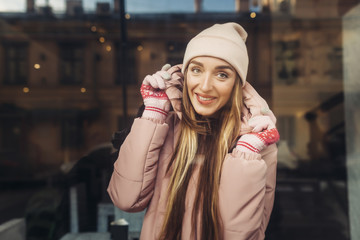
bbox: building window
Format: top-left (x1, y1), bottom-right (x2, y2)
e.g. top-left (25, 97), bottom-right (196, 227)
top-left (115, 41), bottom-right (138, 85)
top-left (61, 117), bottom-right (83, 149)
top-left (167, 42), bottom-right (186, 66)
top-left (278, 115), bottom-right (295, 147)
top-left (59, 43), bottom-right (84, 85)
top-left (0, 118), bottom-right (22, 153)
top-left (2, 42), bottom-right (28, 85)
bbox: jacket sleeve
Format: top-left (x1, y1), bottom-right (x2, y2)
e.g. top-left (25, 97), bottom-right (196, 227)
top-left (219, 143), bottom-right (278, 240)
top-left (107, 118), bottom-right (169, 212)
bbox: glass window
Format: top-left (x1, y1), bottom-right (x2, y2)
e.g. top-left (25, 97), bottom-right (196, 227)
top-left (0, 1), bottom-right (359, 239)
top-left (0, 116), bottom-right (22, 153)
top-left (115, 41), bottom-right (139, 85)
top-left (2, 42), bottom-right (28, 85)
top-left (59, 43), bottom-right (85, 85)
top-left (61, 115), bottom-right (84, 149)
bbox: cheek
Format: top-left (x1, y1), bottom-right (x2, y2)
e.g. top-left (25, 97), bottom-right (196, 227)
top-left (186, 74), bottom-right (194, 87)
top-left (185, 76), bottom-right (196, 95)
top-left (186, 81), bottom-right (192, 96)
top-left (219, 82), bottom-right (235, 102)
top-left (224, 87), bottom-right (233, 101)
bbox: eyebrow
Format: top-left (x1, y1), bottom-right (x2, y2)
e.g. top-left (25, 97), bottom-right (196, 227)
top-left (189, 60), bottom-right (204, 67)
top-left (189, 60), bottom-right (235, 72)
top-left (215, 65), bottom-right (234, 71)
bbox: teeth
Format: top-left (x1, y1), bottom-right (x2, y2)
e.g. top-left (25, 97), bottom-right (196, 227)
top-left (198, 95), bottom-right (213, 101)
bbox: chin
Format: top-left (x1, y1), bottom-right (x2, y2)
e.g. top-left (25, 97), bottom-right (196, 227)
top-left (194, 108), bottom-right (217, 117)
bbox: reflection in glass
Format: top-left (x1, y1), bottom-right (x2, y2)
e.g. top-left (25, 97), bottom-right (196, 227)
top-left (0, 1), bottom-right (357, 239)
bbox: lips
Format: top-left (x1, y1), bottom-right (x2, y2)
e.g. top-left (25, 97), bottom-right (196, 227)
top-left (195, 93), bottom-right (216, 105)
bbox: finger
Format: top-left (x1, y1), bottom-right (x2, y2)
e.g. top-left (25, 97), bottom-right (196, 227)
top-left (157, 70), bottom-right (171, 81)
top-left (248, 115), bottom-right (270, 127)
top-left (260, 107), bottom-right (277, 124)
top-left (250, 119), bottom-right (270, 132)
top-left (143, 75), bottom-right (153, 86)
top-left (248, 116), bottom-right (275, 132)
top-left (145, 74), bottom-right (159, 89)
top-left (260, 107), bottom-right (271, 115)
top-left (161, 63), bottom-right (171, 71)
top-left (252, 124), bottom-right (269, 133)
top-left (153, 73), bottom-right (166, 89)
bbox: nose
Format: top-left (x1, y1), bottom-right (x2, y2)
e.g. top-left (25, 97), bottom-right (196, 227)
top-left (199, 74), bottom-right (212, 92)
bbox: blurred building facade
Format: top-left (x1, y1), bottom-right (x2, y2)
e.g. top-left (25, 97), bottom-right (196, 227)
top-left (0, 0), bottom-right (274, 175)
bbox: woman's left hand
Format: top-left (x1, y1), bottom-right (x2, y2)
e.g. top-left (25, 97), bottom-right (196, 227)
top-left (236, 128), bottom-right (280, 153)
top-left (248, 115), bottom-right (276, 133)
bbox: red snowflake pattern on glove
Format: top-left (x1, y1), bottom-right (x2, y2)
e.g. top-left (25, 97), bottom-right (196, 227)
top-left (140, 84), bottom-right (169, 100)
top-left (254, 128), bottom-right (280, 146)
top-left (237, 128), bottom-right (280, 153)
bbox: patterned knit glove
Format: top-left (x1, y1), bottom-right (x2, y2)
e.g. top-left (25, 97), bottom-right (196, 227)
top-left (236, 128), bottom-right (280, 153)
top-left (248, 115), bottom-right (276, 133)
top-left (141, 64), bottom-right (172, 122)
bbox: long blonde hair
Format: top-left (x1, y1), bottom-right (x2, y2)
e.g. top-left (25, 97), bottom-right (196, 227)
top-left (160, 71), bottom-right (243, 240)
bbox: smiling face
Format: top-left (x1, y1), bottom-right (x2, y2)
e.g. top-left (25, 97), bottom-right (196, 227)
top-left (186, 56), bottom-right (237, 117)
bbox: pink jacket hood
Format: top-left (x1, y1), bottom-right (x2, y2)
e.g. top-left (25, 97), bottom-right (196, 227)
top-left (165, 64), bottom-right (277, 135)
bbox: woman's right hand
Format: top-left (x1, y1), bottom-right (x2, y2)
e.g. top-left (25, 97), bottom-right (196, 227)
top-left (141, 64), bottom-right (172, 121)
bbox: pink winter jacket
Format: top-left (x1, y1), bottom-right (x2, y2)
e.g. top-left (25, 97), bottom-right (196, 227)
top-left (107, 67), bottom-right (278, 240)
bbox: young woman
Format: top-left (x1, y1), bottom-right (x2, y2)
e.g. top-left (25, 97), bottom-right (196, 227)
top-left (108, 22), bottom-right (279, 240)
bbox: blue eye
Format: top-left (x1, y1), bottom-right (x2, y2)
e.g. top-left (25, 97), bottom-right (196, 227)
top-left (191, 67), bottom-right (201, 74)
top-left (218, 72), bottom-right (228, 79)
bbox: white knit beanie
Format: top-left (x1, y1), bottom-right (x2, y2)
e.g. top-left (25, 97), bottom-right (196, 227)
top-left (182, 22), bottom-right (249, 86)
